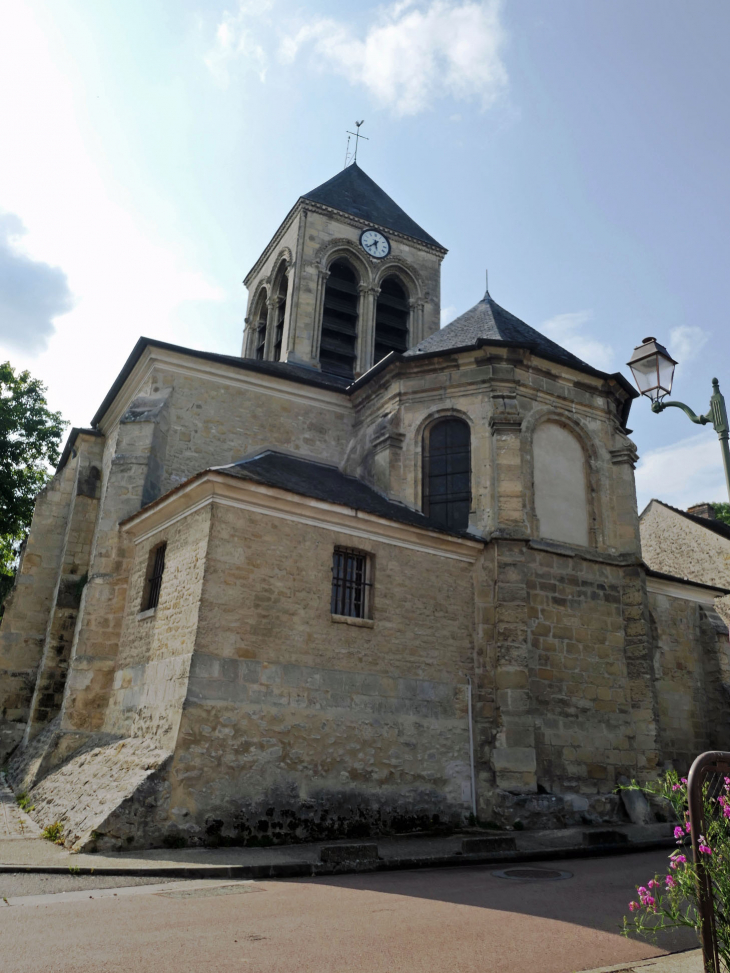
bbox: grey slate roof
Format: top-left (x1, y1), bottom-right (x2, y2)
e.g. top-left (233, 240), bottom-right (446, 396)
top-left (405, 290), bottom-right (596, 374)
top-left (302, 163), bottom-right (444, 250)
top-left (216, 450), bottom-right (473, 538)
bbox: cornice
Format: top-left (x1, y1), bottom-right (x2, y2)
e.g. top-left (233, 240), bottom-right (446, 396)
top-left (121, 470), bottom-right (483, 563)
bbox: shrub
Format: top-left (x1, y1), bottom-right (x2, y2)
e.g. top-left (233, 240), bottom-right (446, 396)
top-left (42, 822), bottom-right (64, 844)
top-left (622, 770), bottom-right (730, 966)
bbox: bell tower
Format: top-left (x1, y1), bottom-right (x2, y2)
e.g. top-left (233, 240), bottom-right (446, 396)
top-left (242, 163), bottom-right (447, 381)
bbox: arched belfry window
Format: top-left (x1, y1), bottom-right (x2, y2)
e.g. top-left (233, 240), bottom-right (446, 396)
top-left (423, 418), bottom-right (471, 530)
top-left (253, 292), bottom-right (268, 360)
top-left (273, 272), bottom-right (288, 362)
top-left (320, 259), bottom-right (359, 379)
top-left (374, 276), bottom-right (409, 365)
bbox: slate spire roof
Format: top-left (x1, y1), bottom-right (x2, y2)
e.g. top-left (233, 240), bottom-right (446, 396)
top-left (405, 288), bottom-right (596, 374)
top-left (302, 163), bottom-right (444, 250)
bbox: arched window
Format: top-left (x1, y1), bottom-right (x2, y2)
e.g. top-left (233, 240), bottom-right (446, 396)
top-left (252, 292), bottom-right (268, 360)
top-left (374, 276), bottom-right (409, 365)
top-left (320, 259), bottom-right (359, 379)
top-left (423, 418), bottom-right (471, 530)
top-left (273, 272), bottom-right (288, 362)
top-left (533, 422), bottom-right (589, 546)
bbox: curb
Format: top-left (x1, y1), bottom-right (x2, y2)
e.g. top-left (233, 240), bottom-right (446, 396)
top-left (0, 836), bottom-right (676, 880)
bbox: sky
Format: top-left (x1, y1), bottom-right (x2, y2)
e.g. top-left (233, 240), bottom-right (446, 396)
top-left (1, 0), bottom-right (728, 512)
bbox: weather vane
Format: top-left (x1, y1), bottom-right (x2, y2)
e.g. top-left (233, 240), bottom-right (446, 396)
top-left (344, 120), bottom-right (368, 168)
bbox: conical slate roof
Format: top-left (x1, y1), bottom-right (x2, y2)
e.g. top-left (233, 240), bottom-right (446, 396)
top-left (405, 290), bottom-right (594, 373)
top-left (302, 163), bottom-right (444, 250)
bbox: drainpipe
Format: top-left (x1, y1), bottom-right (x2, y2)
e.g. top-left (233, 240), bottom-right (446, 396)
top-left (465, 675), bottom-right (478, 820)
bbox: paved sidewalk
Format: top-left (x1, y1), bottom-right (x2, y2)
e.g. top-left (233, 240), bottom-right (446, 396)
top-left (580, 949), bottom-right (703, 972)
top-left (0, 823), bottom-right (677, 877)
top-left (0, 774), bottom-right (41, 840)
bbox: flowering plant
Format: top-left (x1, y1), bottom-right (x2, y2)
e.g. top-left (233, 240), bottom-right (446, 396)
top-left (623, 770), bottom-right (730, 969)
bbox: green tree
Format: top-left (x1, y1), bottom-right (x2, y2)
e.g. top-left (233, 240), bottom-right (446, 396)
top-left (0, 362), bottom-right (66, 608)
top-left (713, 503), bottom-right (730, 527)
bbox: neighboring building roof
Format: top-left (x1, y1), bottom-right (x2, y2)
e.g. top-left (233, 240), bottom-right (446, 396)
top-left (90, 338), bottom-right (350, 428)
top-left (641, 498), bottom-right (730, 543)
top-left (215, 450), bottom-right (474, 539)
top-left (302, 163), bottom-right (445, 251)
top-left (643, 564), bottom-right (730, 596)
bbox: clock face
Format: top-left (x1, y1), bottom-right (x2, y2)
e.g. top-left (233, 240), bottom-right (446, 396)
top-left (360, 229), bottom-right (390, 259)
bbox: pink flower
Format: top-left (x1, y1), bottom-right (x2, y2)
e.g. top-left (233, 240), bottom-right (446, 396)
top-left (629, 901), bottom-right (639, 911)
top-left (648, 879), bottom-right (660, 889)
top-left (674, 826), bottom-right (685, 840)
top-left (670, 855), bottom-right (687, 870)
top-left (723, 805), bottom-right (730, 819)
top-left (666, 876), bottom-right (676, 889)
top-left (672, 783), bottom-right (682, 791)
top-left (700, 844), bottom-right (712, 855)
top-left (684, 820), bottom-right (691, 832)
top-left (681, 777), bottom-right (688, 784)
top-left (641, 895), bottom-right (656, 908)
top-left (638, 886), bottom-right (647, 895)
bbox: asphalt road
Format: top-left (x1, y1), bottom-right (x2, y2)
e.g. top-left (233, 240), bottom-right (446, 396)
top-left (0, 850), bottom-right (698, 973)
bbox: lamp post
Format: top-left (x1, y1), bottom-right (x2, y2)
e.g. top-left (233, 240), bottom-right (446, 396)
top-left (627, 336), bottom-right (730, 501)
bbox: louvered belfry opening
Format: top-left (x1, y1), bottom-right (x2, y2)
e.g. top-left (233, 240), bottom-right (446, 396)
top-left (273, 274), bottom-right (288, 362)
top-left (424, 418), bottom-right (471, 530)
top-left (254, 294), bottom-right (268, 360)
top-left (320, 260), bottom-right (359, 378)
top-left (374, 275), bottom-right (409, 365)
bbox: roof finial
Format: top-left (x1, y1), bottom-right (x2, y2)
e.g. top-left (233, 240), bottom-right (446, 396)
top-left (344, 120), bottom-right (368, 167)
top-left (485, 268), bottom-right (490, 300)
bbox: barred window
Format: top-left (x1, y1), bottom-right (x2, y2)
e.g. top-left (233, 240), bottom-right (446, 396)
top-left (142, 542), bottom-right (166, 611)
top-left (331, 547), bottom-right (372, 619)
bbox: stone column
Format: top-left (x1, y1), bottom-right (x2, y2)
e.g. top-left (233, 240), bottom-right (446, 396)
top-left (409, 299), bottom-right (425, 347)
top-left (487, 392), bottom-right (537, 793)
top-left (264, 298), bottom-right (280, 361)
top-left (622, 566), bottom-right (661, 782)
top-left (356, 283), bottom-right (378, 377)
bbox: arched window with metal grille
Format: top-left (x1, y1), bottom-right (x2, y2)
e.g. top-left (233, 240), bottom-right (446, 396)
top-left (374, 275), bottom-right (409, 365)
top-left (319, 260), bottom-right (359, 379)
top-left (423, 418), bottom-right (471, 530)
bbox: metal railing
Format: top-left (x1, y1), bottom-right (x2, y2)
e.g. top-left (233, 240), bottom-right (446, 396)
top-left (687, 751), bottom-right (730, 973)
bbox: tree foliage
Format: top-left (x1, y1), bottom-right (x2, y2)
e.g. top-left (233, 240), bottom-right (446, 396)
top-left (0, 362), bottom-right (66, 598)
top-left (713, 503), bottom-right (730, 527)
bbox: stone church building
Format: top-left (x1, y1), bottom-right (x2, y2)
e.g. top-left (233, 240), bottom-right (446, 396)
top-left (1, 164), bottom-right (729, 851)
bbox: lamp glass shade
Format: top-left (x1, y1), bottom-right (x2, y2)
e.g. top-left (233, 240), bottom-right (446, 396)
top-left (627, 337), bottom-right (676, 403)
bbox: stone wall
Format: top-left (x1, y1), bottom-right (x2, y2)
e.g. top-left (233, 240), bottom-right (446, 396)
top-left (648, 587), bottom-right (730, 771)
top-left (152, 501), bottom-right (478, 846)
top-left (104, 505), bottom-right (211, 750)
top-left (641, 501), bottom-right (730, 589)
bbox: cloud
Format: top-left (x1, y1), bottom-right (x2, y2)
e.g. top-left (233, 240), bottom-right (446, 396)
top-left (668, 325), bottom-right (709, 365)
top-left (541, 310), bottom-right (614, 372)
top-left (204, 0), bottom-right (271, 87)
top-left (635, 430), bottom-right (727, 513)
top-left (0, 212), bottom-right (74, 354)
top-left (208, 0), bottom-right (507, 116)
top-left (440, 305), bottom-right (457, 327)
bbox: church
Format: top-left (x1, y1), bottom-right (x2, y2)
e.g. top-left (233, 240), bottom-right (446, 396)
top-left (1, 163), bottom-right (729, 852)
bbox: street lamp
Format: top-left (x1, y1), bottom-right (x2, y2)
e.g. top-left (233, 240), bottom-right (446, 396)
top-left (627, 336), bottom-right (730, 500)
